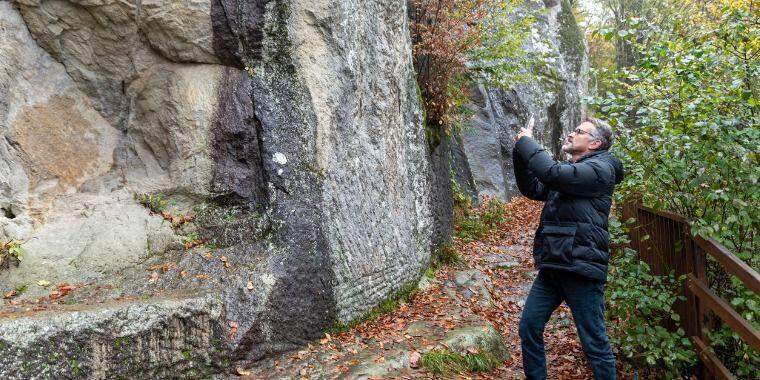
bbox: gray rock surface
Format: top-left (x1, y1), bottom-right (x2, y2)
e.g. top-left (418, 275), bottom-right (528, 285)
top-left (446, 269), bottom-right (495, 308)
top-left (0, 0), bottom-right (431, 376)
top-left (453, 0), bottom-right (588, 201)
top-left (443, 324), bottom-right (510, 362)
top-left (0, 294), bottom-right (226, 379)
top-left (427, 126), bottom-right (454, 249)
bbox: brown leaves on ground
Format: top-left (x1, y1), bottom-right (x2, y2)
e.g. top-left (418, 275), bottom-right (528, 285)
top-left (160, 211), bottom-right (194, 228)
top-left (242, 197), bottom-right (595, 379)
top-left (184, 238), bottom-right (206, 250)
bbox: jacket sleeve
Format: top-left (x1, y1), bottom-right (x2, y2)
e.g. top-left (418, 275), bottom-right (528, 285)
top-left (514, 137), bottom-right (611, 197)
top-left (512, 143), bottom-right (550, 201)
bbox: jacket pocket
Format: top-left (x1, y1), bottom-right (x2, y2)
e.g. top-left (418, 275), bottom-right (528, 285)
top-left (540, 223), bottom-right (577, 265)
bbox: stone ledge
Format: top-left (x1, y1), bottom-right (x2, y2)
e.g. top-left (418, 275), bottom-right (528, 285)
top-left (0, 293), bottom-right (226, 379)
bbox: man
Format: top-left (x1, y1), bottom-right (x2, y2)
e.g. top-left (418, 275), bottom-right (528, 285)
top-left (513, 117), bottom-right (624, 380)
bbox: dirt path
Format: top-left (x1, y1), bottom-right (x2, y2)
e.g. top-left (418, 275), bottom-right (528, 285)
top-left (241, 197), bottom-right (594, 379)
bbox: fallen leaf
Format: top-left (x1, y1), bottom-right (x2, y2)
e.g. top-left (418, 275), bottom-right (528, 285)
top-left (228, 320), bottom-right (238, 339)
top-left (3, 290), bottom-right (16, 299)
top-left (319, 333), bottom-right (332, 345)
top-left (37, 280), bottom-right (51, 288)
top-left (195, 274), bottom-right (208, 280)
top-left (236, 367), bottom-right (250, 376)
top-left (180, 270), bottom-right (188, 278)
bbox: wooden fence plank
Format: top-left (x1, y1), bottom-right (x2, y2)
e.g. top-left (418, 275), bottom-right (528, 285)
top-left (687, 274), bottom-right (760, 352)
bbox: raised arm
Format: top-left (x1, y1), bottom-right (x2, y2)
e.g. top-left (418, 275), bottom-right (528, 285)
top-left (514, 137), bottom-right (613, 197)
top-left (512, 145), bottom-right (550, 201)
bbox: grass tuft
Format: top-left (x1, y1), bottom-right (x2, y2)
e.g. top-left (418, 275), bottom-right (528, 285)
top-left (421, 349), bottom-right (500, 375)
top-left (454, 196), bottom-right (509, 242)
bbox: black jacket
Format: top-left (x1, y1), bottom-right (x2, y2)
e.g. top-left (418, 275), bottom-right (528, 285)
top-left (513, 137), bottom-right (625, 282)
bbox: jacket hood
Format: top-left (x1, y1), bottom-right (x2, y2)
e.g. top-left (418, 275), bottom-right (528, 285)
top-left (609, 154), bottom-right (625, 184)
top-left (577, 150), bottom-right (625, 185)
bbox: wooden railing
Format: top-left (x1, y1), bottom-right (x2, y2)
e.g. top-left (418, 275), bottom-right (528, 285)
top-left (622, 203), bottom-right (760, 380)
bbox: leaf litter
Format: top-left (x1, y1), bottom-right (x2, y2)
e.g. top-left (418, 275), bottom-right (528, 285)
top-left (239, 197), bottom-right (597, 379)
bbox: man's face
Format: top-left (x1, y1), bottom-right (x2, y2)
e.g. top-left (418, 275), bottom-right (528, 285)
top-left (562, 121), bottom-right (600, 155)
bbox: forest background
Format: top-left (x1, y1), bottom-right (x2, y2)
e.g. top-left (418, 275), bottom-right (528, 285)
top-left (410, 0), bottom-right (758, 377)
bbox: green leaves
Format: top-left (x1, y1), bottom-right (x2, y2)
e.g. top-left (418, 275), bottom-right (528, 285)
top-left (410, 0), bottom-right (533, 127)
top-left (605, 217), bottom-right (697, 376)
top-left (592, 3), bottom-right (758, 376)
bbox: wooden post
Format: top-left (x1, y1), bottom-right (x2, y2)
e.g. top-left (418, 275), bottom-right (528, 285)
top-left (683, 225), bottom-right (707, 379)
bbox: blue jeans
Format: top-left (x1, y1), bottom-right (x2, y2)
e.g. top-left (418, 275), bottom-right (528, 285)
top-left (519, 269), bottom-right (616, 380)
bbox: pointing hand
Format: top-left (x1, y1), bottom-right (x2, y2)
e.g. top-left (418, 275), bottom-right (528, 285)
top-left (515, 115), bottom-right (535, 142)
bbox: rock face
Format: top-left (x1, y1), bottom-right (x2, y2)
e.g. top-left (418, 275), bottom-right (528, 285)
top-left (0, 0), bottom-right (430, 376)
top-left (452, 0), bottom-right (588, 202)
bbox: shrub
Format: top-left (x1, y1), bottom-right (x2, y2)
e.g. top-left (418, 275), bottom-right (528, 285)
top-left (135, 192), bottom-right (169, 214)
top-left (454, 196), bottom-right (508, 242)
top-left (591, 3), bottom-right (758, 375)
top-left (605, 217), bottom-right (697, 377)
top-left (409, 0), bottom-right (533, 127)
top-left (0, 240), bottom-right (23, 270)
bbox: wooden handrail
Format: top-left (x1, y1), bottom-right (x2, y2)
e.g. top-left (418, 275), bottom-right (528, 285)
top-left (693, 235), bottom-right (760, 296)
top-left (637, 204), bottom-right (689, 223)
top-left (691, 336), bottom-right (734, 380)
top-left (687, 274), bottom-right (760, 352)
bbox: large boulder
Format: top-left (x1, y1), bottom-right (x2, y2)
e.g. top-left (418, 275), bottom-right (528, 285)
top-left (0, 0), bottom-right (430, 377)
top-left (452, 0), bottom-right (588, 201)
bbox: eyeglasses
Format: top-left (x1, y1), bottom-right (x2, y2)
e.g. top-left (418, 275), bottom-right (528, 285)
top-left (573, 128), bottom-right (597, 138)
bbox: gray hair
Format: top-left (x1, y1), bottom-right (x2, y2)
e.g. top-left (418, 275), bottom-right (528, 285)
top-left (584, 117), bottom-right (613, 150)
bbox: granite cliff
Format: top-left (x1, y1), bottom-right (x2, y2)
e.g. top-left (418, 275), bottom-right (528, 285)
top-left (0, 0), bottom-right (430, 376)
